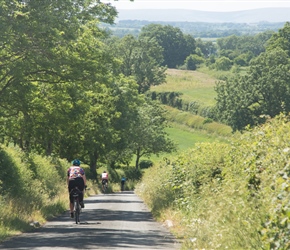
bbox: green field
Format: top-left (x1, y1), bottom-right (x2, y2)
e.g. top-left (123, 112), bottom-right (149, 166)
top-left (151, 68), bottom-right (218, 106)
top-left (167, 125), bottom-right (216, 151)
top-left (147, 120), bottom-right (230, 164)
top-left (146, 68), bottom-right (233, 164)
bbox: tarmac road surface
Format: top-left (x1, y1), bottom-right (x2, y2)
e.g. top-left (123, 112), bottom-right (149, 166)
top-left (0, 191), bottom-right (181, 250)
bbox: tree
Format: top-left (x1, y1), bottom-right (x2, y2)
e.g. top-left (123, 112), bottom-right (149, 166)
top-left (0, 0), bottom-right (118, 157)
top-left (184, 54), bottom-right (205, 70)
top-left (215, 48), bottom-right (290, 131)
top-left (215, 57), bottom-right (232, 71)
top-left (267, 22), bottom-right (290, 56)
top-left (234, 53), bottom-right (249, 66)
top-left (215, 23), bottom-right (290, 131)
top-left (195, 38), bottom-right (217, 58)
top-left (215, 32), bottom-right (272, 64)
top-left (108, 34), bottom-right (167, 94)
top-left (139, 24), bottom-right (196, 68)
top-left (88, 76), bottom-right (144, 170)
top-left (128, 102), bottom-right (176, 169)
top-left (214, 75), bottom-right (255, 131)
top-left (217, 35), bottom-right (239, 51)
top-left (0, 0), bottom-right (117, 97)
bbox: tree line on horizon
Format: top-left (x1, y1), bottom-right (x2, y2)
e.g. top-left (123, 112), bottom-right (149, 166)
top-left (103, 20), bottom-right (285, 38)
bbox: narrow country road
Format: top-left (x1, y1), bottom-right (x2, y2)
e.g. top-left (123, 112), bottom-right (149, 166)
top-left (0, 191), bottom-right (181, 250)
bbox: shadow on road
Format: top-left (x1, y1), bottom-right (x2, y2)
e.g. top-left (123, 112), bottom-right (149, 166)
top-left (1, 227), bottom-right (177, 249)
top-left (84, 199), bottom-right (143, 204)
top-left (0, 191), bottom-right (180, 249)
top-left (83, 208), bottom-right (154, 222)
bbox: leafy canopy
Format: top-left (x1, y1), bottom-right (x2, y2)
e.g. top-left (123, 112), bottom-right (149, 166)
top-left (215, 22), bottom-right (290, 131)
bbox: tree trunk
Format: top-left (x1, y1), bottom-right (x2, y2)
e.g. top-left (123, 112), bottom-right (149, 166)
top-left (89, 151), bottom-right (98, 180)
top-left (135, 148), bottom-right (141, 169)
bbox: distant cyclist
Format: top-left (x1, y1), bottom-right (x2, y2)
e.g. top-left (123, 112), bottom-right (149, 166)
top-left (121, 176), bottom-right (126, 191)
top-left (67, 159), bottom-right (86, 218)
top-left (101, 170), bottom-right (109, 192)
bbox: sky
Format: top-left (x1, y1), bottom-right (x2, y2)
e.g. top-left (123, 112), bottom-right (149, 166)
top-left (103, 0), bottom-right (290, 12)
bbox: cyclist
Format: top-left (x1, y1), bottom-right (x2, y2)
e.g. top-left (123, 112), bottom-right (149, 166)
top-left (101, 170), bottom-right (109, 192)
top-left (67, 159), bottom-right (87, 218)
top-left (121, 176), bottom-right (126, 191)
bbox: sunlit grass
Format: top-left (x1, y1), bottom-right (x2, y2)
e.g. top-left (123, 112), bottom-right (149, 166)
top-left (198, 65), bottom-right (249, 78)
top-left (151, 68), bottom-right (217, 106)
top-left (146, 122), bottom-right (225, 164)
top-left (164, 106), bottom-right (232, 136)
top-left (167, 125), bottom-right (217, 151)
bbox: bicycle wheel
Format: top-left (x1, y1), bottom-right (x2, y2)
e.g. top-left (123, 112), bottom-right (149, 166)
top-left (74, 200), bottom-right (80, 224)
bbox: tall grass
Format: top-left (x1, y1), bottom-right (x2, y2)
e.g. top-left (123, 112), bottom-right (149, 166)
top-left (164, 106), bottom-right (232, 137)
top-left (0, 146), bottom-right (71, 241)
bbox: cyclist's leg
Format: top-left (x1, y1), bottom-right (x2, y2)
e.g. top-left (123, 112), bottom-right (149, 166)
top-left (102, 179), bottom-right (105, 191)
top-left (68, 179), bottom-right (76, 218)
top-left (76, 177), bottom-right (85, 208)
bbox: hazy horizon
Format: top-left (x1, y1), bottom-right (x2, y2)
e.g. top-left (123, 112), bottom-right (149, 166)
top-left (102, 0), bottom-right (290, 12)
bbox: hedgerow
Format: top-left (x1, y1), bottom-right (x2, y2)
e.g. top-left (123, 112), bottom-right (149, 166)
top-left (137, 113), bottom-right (290, 249)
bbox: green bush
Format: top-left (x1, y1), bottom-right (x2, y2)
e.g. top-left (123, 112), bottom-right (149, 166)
top-left (184, 54), bottom-right (205, 70)
top-left (135, 161), bottom-right (175, 216)
top-left (139, 160), bottom-right (153, 169)
top-left (202, 117), bottom-right (213, 124)
top-left (215, 56), bottom-right (232, 71)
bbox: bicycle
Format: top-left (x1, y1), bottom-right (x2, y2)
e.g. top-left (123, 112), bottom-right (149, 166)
top-left (102, 179), bottom-right (108, 193)
top-left (70, 187), bottom-right (82, 224)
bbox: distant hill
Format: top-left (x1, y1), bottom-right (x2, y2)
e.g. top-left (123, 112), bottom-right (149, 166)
top-left (116, 8), bottom-right (290, 23)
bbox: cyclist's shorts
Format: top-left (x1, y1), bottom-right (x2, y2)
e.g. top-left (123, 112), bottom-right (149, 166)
top-left (68, 177), bottom-right (85, 192)
top-left (102, 179), bottom-right (108, 185)
top-left (68, 177), bottom-right (84, 203)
